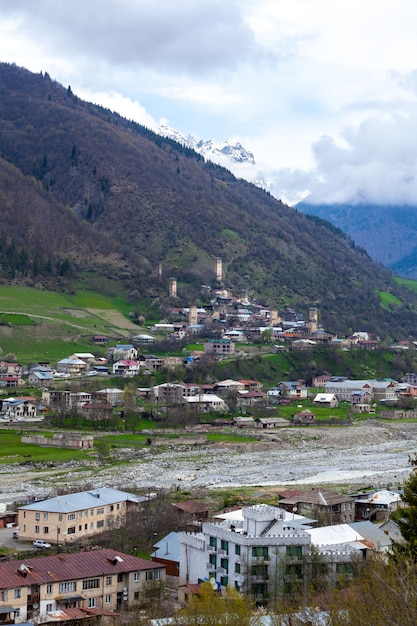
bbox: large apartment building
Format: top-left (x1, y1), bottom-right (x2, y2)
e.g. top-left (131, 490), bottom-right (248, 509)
top-left (0, 548), bottom-right (165, 624)
top-left (179, 504), bottom-right (359, 605)
top-left (18, 487), bottom-right (147, 545)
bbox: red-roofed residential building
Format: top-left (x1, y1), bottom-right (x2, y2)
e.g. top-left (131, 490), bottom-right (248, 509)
top-left (0, 548), bottom-right (165, 624)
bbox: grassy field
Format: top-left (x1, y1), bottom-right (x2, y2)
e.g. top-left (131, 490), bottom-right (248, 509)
top-left (378, 290), bottom-right (403, 309)
top-left (0, 286), bottom-right (147, 363)
top-left (0, 430), bottom-right (94, 464)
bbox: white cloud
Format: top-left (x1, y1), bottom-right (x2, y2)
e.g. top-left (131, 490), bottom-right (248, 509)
top-left (1, 1), bottom-right (417, 205)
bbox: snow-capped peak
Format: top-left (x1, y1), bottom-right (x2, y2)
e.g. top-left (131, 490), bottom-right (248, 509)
top-left (158, 124), bottom-right (255, 165)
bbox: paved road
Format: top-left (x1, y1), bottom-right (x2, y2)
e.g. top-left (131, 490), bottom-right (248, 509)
top-left (0, 526), bottom-right (32, 552)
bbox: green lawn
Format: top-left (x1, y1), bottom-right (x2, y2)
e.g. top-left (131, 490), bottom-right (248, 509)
top-left (378, 290), bottom-right (402, 309)
top-left (0, 286), bottom-right (142, 363)
top-left (0, 430), bottom-right (93, 464)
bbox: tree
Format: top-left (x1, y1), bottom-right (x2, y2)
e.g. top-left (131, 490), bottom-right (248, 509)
top-left (176, 581), bottom-right (256, 625)
top-left (95, 440), bottom-right (110, 462)
top-left (394, 454), bottom-right (417, 558)
top-left (321, 554), bottom-right (417, 626)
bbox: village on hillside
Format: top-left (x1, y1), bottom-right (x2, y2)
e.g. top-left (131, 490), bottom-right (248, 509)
top-left (0, 259), bottom-right (417, 624)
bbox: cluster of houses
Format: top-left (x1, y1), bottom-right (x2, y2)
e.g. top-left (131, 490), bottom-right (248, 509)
top-left (158, 298), bottom-right (384, 350)
top-left (2, 368), bottom-right (417, 422)
top-left (0, 483), bottom-right (404, 623)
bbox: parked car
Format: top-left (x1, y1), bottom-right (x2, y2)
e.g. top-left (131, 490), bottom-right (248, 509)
top-left (33, 539), bottom-right (51, 549)
top-left (13, 530), bottom-right (18, 540)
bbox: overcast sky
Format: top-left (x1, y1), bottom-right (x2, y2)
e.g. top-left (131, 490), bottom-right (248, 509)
top-left (1, 0), bottom-right (417, 206)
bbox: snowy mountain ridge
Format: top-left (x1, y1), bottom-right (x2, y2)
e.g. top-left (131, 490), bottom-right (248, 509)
top-left (158, 123), bottom-right (255, 165)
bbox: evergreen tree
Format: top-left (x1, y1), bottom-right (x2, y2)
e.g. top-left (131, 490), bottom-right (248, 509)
top-left (395, 454), bottom-right (417, 558)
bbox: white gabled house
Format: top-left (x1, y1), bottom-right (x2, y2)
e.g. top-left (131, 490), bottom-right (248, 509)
top-left (112, 360), bottom-right (141, 376)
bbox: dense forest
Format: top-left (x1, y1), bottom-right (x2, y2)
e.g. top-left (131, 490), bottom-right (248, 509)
top-left (1, 63), bottom-right (417, 337)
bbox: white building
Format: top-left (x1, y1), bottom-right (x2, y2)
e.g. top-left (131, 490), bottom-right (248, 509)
top-left (179, 504), bottom-right (361, 605)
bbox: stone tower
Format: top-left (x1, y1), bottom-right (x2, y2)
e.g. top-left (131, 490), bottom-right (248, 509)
top-left (269, 307), bottom-right (281, 327)
top-left (308, 308), bottom-right (318, 333)
top-left (188, 306), bottom-right (198, 326)
top-left (215, 257), bottom-right (223, 282)
top-left (169, 277), bottom-right (177, 298)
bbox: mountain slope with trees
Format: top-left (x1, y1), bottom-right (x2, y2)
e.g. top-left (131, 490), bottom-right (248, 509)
top-left (0, 62), bottom-right (417, 337)
top-left (298, 201), bottom-right (417, 279)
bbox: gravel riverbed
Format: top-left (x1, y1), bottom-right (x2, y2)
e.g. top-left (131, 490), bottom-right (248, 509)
top-left (1, 421), bottom-right (416, 504)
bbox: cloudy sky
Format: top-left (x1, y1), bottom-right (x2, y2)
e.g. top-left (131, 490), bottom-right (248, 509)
top-left (1, 0), bottom-right (417, 205)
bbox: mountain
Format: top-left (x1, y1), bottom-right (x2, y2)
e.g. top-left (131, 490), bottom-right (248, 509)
top-left (1, 62), bottom-right (417, 338)
top-left (297, 202), bottom-right (417, 278)
top-left (158, 123), bottom-right (255, 164)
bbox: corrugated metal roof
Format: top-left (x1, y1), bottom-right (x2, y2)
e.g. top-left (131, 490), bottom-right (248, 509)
top-left (0, 549), bottom-right (162, 590)
top-left (355, 490), bottom-right (401, 506)
top-left (20, 487), bottom-right (147, 513)
top-left (307, 521), bottom-right (391, 550)
top-left (151, 531), bottom-right (181, 563)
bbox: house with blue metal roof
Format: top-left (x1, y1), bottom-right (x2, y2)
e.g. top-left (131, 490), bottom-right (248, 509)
top-left (18, 487), bottom-right (149, 545)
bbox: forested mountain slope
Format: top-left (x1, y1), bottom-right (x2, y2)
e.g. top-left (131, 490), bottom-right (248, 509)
top-left (0, 62), bottom-right (416, 337)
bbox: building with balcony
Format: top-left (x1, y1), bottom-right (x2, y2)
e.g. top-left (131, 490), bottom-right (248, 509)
top-left (179, 504), bottom-right (314, 605)
top-left (0, 548), bottom-right (165, 624)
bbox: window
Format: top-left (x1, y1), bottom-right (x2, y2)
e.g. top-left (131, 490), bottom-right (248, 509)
top-left (286, 545), bottom-right (303, 558)
top-left (35, 525), bottom-right (40, 534)
top-left (220, 576), bottom-right (228, 587)
top-left (59, 514), bottom-right (63, 522)
top-left (105, 594), bottom-right (111, 604)
top-left (106, 576), bottom-right (112, 586)
top-left (88, 598), bottom-right (96, 608)
top-left (146, 569), bottom-right (161, 581)
top-left (83, 578), bottom-right (100, 590)
top-left (84, 510), bottom-right (88, 517)
top-left (79, 525), bottom-right (82, 531)
top-left (134, 572), bottom-right (140, 582)
top-left (67, 526), bottom-right (76, 535)
top-left (336, 563), bottom-right (353, 575)
top-left (251, 564), bottom-right (268, 578)
top-left (43, 512), bottom-right (48, 520)
top-left (14, 589), bottom-right (21, 598)
top-left (0, 591), bottom-right (7, 602)
top-left (209, 536), bottom-right (217, 548)
top-left (97, 520), bottom-right (104, 528)
top-left (285, 563), bottom-right (303, 580)
top-left (235, 545), bottom-right (241, 556)
top-left (78, 511), bottom-right (82, 518)
top-left (35, 513), bottom-right (40, 521)
top-left (59, 582), bottom-right (76, 593)
top-left (90, 509), bottom-right (94, 516)
top-left (68, 513), bottom-right (76, 521)
top-left (23, 511), bottom-right (26, 519)
top-left (235, 563), bottom-right (241, 574)
top-left (46, 604), bottom-right (52, 612)
top-left (220, 558), bottom-right (228, 572)
top-left (44, 527), bottom-right (49, 534)
top-left (220, 539), bottom-right (229, 553)
top-left (90, 522), bottom-right (94, 529)
top-left (47, 584), bottom-right (53, 594)
top-left (252, 546), bottom-right (268, 558)
top-left (117, 573), bottom-right (124, 583)
top-left (97, 507), bottom-right (104, 515)
top-left (209, 554), bottom-right (217, 568)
